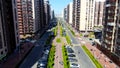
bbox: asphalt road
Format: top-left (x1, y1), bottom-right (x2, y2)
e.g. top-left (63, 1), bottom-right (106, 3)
top-left (62, 22), bottom-right (96, 68)
top-left (19, 31), bottom-right (50, 68)
top-left (73, 46), bottom-right (96, 68)
top-left (62, 23), bottom-right (78, 44)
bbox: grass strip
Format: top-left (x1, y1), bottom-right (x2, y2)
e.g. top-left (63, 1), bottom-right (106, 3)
top-left (65, 34), bottom-right (71, 45)
top-left (56, 38), bottom-right (61, 43)
top-left (82, 45), bottom-right (103, 68)
top-left (62, 45), bottom-right (70, 68)
top-left (47, 45), bottom-right (55, 68)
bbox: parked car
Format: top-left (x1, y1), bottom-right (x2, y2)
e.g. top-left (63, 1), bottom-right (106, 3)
top-left (89, 38), bottom-right (92, 40)
top-left (37, 60), bottom-right (47, 68)
top-left (70, 63), bottom-right (80, 68)
top-left (68, 58), bottom-right (78, 62)
top-left (92, 42), bottom-right (95, 46)
top-left (66, 48), bottom-right (74, 53)
top-left (37, 62), bottom-right (46, 68)
top-left (68, 54), bottom-right (76, 57)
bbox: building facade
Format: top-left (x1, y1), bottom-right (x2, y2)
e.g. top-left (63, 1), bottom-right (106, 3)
top-left (68, 2), bottom-right (73, 25)
top-left (0, 0), bottom-right (19, 59)
top-left (63, 8), bottom-right (67, 22)
top-left (17, 0), bottom-right (34, 38)
top-left (101, 0), bottom-right (120, 66)
top-left (94, 1), bottom-right (104, 27)
top-left (44, 0), bottom-right (51, 26)
top-left (72, 0), bottom-right (95, 32)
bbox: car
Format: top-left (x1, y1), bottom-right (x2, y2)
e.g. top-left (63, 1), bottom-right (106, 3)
top-left (92, 42), bottom-right (95, 46)
top-left (68, 58), bottom-right (78, 62)
top-left (67, 48), bottom-right (74, 53)
top-left (68, 54), bottom-right (76, 57)
top-left (37, 59), bottom-right (47, 68)
top-left (65, 45), bottom-right (71, 48)
top-left (70, 63), bottom-right (80, 68)
top-left (89, 38), bottom-right (92, 40)
top-left (109, 60), bottom-right (113, 63)
top-left (37, 63), bottom-right (46, 68)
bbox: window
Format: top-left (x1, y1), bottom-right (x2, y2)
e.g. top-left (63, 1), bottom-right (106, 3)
top-left (5, 49), bottom-right (7, 52)
top-left (14, 8), bottom-right (17, 21)
top-left (0, 34), bottom-right (2, 49)
top-left (1, 51), bottom-right (3, 55)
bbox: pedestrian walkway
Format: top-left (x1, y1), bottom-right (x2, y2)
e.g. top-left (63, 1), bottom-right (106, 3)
top-left (0, 42), bottom-right (34, 68)
top-left (85, 42), bottom-right (118, 68)
top-left (53, 22), bottom-right (67, 68)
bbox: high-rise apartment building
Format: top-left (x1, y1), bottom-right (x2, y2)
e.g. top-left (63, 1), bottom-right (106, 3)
top-left (32, 0), bottom-right (45, 34)
top-left (63, 8), bottom-right (67, 22)
top-left (72, 0), bottom-right (80, 31)
top-left (68, 2), bottom-right (73, 25)
top-left (44, 0), bottom-right (51, 26)
top-left (66, 4), bottom-right (69, 24)
top-left (17, 0), bottom-right (34, 38)
top-left (51, 10), bottom-right (55, 19)
top-left (72, 0), bottom-right (95, 32)
top-left (85, 0), bottom-right (95, 32)
top-left (64, 2), bottom-right (73, 25)
top-left (40, 0), bottom-right (45, 28)
top-left (101, 0), bottom-right (120, 66)
top-left (94, 1), bottom-right (104, 27)
top-left (0, 0), bottom-right (19, 59)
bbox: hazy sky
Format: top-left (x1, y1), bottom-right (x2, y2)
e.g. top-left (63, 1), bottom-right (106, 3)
top-left (49, 0), bottom-right (105, 14)
top-left (49, 0), bottom-right (72, 14)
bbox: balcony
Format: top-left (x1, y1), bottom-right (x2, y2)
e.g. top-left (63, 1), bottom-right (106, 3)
top-left (106, 31), bottom-right (112, 36)
top-left (110, 6), bottom-right (116, 10)
top-left (17, 0), bottom-right (21, 3)
top-left (106, 36), bottom-right (112, 41)
top-left (18, 18), bottom-right (22, 20)
top-left (116, 39), bottom-right (120, 43)
top-left (110, 0), bottom-right (116, 2)
top-left (18, 12), bottom-right (22, 15)
top-left (107, 19), bottom-right (114, 22)
top-left (107, 22), bottom-right (115, 26)
top-left (17, 6), bottom-right (22, 8)
top-left (108, 13), bottom-right (115, 17)
top-left (118, 24), bottom-right (120, 28)
top-left (18, 21), bottom-right (22, 23)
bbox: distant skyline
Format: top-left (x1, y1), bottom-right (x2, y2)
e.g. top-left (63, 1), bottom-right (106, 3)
top-left (49, 0), bottom-right (72, 14)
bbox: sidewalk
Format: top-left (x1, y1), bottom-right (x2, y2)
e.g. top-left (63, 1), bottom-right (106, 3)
top-left (84, 42), bottom-right (118, 68)
top-left (0, 42), bottom-right (34, 68)
top-left (53, 23), bottom-right (67, 68)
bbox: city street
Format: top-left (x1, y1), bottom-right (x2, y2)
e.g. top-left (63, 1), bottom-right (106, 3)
top-left (78, 37), bottom-right (118, 68)
top-left (19, 30), bottom-right (50, 68)
top-left (62, 22), bottom-right (96, 68)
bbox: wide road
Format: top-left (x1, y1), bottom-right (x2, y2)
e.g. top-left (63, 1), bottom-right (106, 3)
top-left (73, 46), bottom-right (96, 68)
top-left (19, 31), bottom-right (50, 68)
top-left (62, 22), bottom-right (96, 68)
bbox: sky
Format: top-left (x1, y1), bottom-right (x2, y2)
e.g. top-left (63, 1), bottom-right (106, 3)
top-left (49, 0), bottom-right (72, 15)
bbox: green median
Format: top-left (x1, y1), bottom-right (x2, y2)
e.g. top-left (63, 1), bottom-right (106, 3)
top-left (65, 34), bottom-right (71, 45)
top-left (56, 38), bottom-right (61, 43)
top-left (82, 45), bottom-right (103, 68)
top-left (47, 45), bottom-right (55, 68)
top-left (62, 45), bottom-right (70, 68)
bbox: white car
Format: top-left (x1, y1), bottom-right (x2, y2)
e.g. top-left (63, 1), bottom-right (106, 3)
top-left (70, 63), bottom-right (80, 68)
